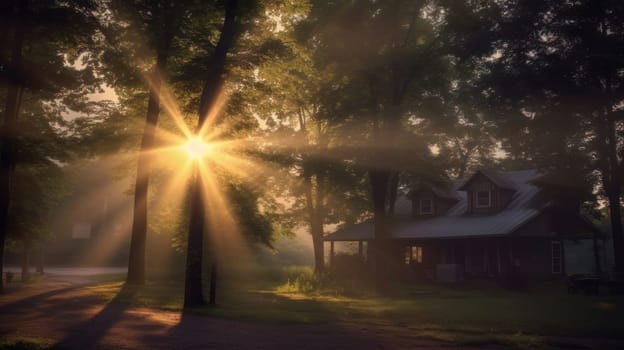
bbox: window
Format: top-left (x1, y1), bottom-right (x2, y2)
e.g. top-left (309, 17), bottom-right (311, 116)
top-left (405, 246), bottom-right (423, 265)
top-left (475, 190), bottom-right (491, 208)
top-left (419, 199), bottom-right (433, 215)
top-left (552, 241), bottom-right (562, 274)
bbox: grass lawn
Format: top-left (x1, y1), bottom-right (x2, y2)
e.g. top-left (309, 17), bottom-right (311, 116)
top-left (0, 336), bottom-right (55, 350)
top-left (83, 268), bottom-right (624, 348)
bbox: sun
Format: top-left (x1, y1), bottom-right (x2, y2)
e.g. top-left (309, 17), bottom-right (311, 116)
top-left (184, 137), bottom-right (213, 160)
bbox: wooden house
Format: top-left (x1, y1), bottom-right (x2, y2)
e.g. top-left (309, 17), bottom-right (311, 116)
top-left (324, 169), bottom-right (603, 282)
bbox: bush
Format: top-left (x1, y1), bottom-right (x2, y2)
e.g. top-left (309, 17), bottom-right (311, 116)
top-left (276, 269), bottom-right (338, 295)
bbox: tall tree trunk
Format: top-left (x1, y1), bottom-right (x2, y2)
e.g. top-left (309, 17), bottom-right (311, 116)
top-left (604, 118), bottom-right (624, 280)
top-left (606, 187), bottom-right (623, 272)
top-left (305, 173), bottom-right (325, 274)
top-left (126, 53), bottom-right (167, 285)
top-left (369, 81), bottom-right (403, 292)
top-left (592, 231), bottom-right (602, 275)
top-left (184, 172), bottom-right (205, 307)
top-left (313, 174), bottom-right (326, 272)
top-left (369, 169), bottom-right (390, 292)
top-left (209, 261), bottom-right (217, 305)
top-left (126, 2), bottom-right (175, 285)
top-left (20, 240), bottom-right (30, 282)
top-left (126, 53), bottom-right (167, 284)
top-left (35, 245), bottom-right (44, 274)
top-left (387, 172), bottom-right (399, 215)
top-left (0, 0), bottom-right (26, 293)
top-left (184, 0), bottom-right (238, 308)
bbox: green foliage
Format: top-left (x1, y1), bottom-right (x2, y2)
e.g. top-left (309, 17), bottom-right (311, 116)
top-left (8, 162), bottom-right (68, 243)
top-left (226, 181), bottom-right (274, 247)
top-left (0, 337), bottom-right (54, 350)
top-left (275, 268), bottom-right (333, 294)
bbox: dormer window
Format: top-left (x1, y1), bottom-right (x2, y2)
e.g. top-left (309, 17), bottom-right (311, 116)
top-left (476, 190), bottom-right (491, 208)
top-left (419, 199), bottom-right (433, 214)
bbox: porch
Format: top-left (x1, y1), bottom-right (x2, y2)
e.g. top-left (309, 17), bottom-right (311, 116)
top-left (325, 237), bottom-right (576, 283)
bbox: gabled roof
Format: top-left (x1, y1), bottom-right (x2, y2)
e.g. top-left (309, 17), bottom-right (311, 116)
top-left (408, 182), bottom-right (461, 201)
top-left (458, 168), bottom-right (517, 191)
top-left (325, 169), bottom-right (547, 241)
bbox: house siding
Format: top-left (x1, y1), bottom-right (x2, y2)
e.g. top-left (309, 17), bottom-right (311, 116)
top-left (512, 238), bottom-right (561, 280)
top-left (464, 174), bottom-right (500, 214)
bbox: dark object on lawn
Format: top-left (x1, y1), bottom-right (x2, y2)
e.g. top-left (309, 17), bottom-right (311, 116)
top-left (5, 271), bottom-right (14, 283)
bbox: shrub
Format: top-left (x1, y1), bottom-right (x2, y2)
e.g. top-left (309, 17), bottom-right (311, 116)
top-left (276, 269), bottom-right (338, 295)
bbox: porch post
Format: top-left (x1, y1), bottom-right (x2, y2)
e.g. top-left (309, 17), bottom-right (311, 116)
top-left (330, 241), bottom-right (335, 267)
top-left (560, 239), bottom-right (566, 276)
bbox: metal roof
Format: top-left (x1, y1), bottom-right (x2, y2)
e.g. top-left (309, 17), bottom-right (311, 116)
top-left (325, 169), bottom-right (544, 241)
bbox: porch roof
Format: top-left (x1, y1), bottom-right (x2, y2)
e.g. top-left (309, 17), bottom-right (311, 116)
top-left (324, 208), bottom-right (541, 241)
top-left (392, 208), bottom-right (540, 239)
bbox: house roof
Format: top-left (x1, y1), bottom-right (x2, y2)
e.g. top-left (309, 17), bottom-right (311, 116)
top-left (458, 168), bottom-right (517, 191)
top-left (325, 169), bottom-right (545, 241)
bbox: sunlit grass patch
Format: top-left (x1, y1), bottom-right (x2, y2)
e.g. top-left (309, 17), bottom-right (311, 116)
top-left (85, 281), bottom-right (184, 310)
top-left (86, 273), bottom-right (127, 284)
top-left (397, 328), bottom-right (542, 348)
top-left (0, 336), bottom-right (55, 350)
top-left (79, 266), bottom-right (624, 344)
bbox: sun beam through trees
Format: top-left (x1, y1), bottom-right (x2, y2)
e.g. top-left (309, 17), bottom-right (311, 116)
top-left (1, 1), bottom-right (624, 348)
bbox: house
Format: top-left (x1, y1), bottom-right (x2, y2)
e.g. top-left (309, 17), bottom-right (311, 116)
top-left (324, 169), bottom-right (604, 282)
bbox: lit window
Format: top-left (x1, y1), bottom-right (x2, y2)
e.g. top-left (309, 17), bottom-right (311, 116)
top-left (405, 246), bottom-right (423, 265)
top-left (552, 241), bottom-right (562, 274)
top-left (419, 199), bottom-right (433, 214)
top-left (476, 190), bottom-right (491, 208)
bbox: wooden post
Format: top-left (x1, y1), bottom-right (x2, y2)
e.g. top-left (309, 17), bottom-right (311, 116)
top-left (560, 239), bottom-right (566, 276)
top-left (330, 241), bottom-right (335, 267)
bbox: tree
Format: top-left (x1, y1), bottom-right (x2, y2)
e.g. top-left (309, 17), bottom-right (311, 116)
top-left (242, 12), bottom-right (371, 273)
top-left (184, 0), bottom-right (240, 307)
top-left (0, 0), bottom-right (99, 291)
top-left (304, 0), bottom-right (456, 290)
top-left (481, 0), bottom-right (624, 279)
top-left (9, 161), bottom-right (67, 281)
top-left (102, 0), bottom-right (190, 285)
